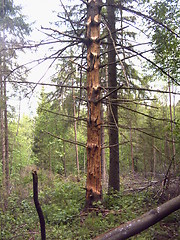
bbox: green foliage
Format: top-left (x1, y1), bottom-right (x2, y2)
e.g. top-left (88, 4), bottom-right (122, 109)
top-left (32, 84), bottom-right (87, 176)
top-left (9, 115), bottom-right (34, 174)
top-left (148, 0), bottom-right (180, 80)
top-left (1, 169), bottom-right (179, 239)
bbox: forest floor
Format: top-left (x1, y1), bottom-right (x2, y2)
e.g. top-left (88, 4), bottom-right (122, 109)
top-left (120, 172), bottom-right (180, 239)
top-left (0, 168), bottom-right (180, 239)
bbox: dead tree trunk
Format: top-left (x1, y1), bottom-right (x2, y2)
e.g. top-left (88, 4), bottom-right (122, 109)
top-left (85, 0), bottom-right (102, 208)
top-left (32, 171), bottom-right (46, 240)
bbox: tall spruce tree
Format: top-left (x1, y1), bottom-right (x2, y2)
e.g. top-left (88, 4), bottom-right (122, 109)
top-left (0, 0), bottom-right (30, 196)
top-left (107, 0), bottom-right (120, 192)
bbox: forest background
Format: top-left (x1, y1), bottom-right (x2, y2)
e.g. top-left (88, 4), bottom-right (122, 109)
top-left (0, 0), bottom-right (180, 239)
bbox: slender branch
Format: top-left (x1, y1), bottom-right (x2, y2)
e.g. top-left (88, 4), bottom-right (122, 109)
top-left (59, 0), bottom-right (77, 34)
top-left (40, 108), bottom-right (86, 122)
top-left (104, 4), bottom-right (180, 38)
top-left (6, 80), bottom-right (86, 88)
top-left (43, 130), bottom-right (86, 147)
top-left (116, 103), bottom-right (173, 123)
top-left (120, 46), bottom-right (178, 84)
top-left (41, 26), bottom-right (85, 43)
top-left (96, 84), bottom-right (123, 103)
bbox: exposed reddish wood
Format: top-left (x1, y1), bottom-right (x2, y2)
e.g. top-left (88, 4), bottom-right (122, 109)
top-left (85, 0), bottom-right (103, 207)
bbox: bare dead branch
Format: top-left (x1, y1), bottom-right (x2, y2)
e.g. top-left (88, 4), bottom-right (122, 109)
top-left (40, 108), bottom-right (86, 122)
top-left (43, 130), bottom-right (86, 147)
top-left (32, 171), bottom-right (46, 240)
top-left (103, 3), bottom-right (180, 38)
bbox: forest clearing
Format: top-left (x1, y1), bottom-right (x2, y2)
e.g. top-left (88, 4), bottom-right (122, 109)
top-left (0, 0), bottom-right (180, 239)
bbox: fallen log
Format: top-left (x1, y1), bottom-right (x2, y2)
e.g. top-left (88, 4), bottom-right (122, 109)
top-left (94, 194), bottom-right (180, 240)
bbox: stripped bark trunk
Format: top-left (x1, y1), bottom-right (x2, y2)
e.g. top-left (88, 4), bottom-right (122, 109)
top-left (86, 0), bottom-right (102, 207)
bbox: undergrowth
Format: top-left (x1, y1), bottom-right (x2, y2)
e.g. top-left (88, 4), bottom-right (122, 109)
top-left (0, 169), bottom-right (179, 239)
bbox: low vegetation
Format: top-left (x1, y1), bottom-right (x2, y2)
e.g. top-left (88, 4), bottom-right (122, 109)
top-left (1, 168), bottom-right (179, 239)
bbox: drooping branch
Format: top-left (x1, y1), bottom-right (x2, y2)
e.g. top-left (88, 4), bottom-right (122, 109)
top-left (39, 108), bottom-right (86, 122)
top-left (103, 3), bottom-right (180, 38)
top-left (43, 130), bottom-right (86, 147)
top-left (120, 5), bottom-right (180, 38)
top-left (117, 103), bottom-right (173, 123)
top-left (94, 194), bottom-right (180, 240)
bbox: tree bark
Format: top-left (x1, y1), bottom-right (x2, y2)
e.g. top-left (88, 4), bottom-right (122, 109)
top-left (94, 194), bottom-right (180, 240)
top-left (86, 0), bottom-right (102, 208)
top-left (107, 0), bottom-right (120, 192)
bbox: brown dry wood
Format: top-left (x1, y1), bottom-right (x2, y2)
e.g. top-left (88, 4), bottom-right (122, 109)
top-left (94, 194), bottom-right (180, 240)
top-left (32, 170), bottom-right (46, 240)
top-left (85, 0), bottom-right (103, 207)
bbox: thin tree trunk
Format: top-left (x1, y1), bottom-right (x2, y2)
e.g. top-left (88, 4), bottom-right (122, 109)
top-left (1, 0), bottom-right (10, 195)
top-left (130, 126), bottom-right (134, 172)
top-left (0, 61), bottom-right (5, 189)
top-left (85, 0), bottom-right (102, 207)
top-left (153, 143), bottom-right (156, 178)
top-left (73, 96), bottom-right (80, 179)
top-left (49, 145), bottom-right (52, 173)
top-left (107, 0), bottom-right (120, 192)
top-left (4, 78), bottom-right (10, 194)
top-left (101, 107), bottom-right (106, 188)
top-left (168, 81), bottom-right (176, 171)
top-left (84, 149), bottom-right (86, 174)
top-left (63, 142), bottom-right (67, 177)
